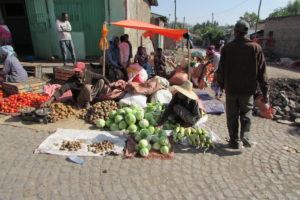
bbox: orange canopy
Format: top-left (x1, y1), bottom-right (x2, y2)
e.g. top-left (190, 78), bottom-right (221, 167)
top-left (111, 19), bottom-right (187, 41)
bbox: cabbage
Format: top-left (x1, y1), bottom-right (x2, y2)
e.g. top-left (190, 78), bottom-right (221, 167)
top-left (149, 118), bottom-right (157, 126)
top-left (134, 132), bottom-right (142, 142)
top-left (124, 107), bottom-right (133, 114)
top-left (108, 110), bottom-right (117, 119)
top-left (147, 126), bottom-right (155, 134)
top-left (151, 135), bottom-right (159, 143)
top-left (147, 144), bottom-right (151, 151)
top-left (105, 119), bottom-right (112, 127)
top-left (160, 145), bottom-right (169, 154)
top-left (153, 142), bottom-right (160, 150)
top-left (144, 113), bottom-right (153, 121)
top-left (110, 123), bottom-right (119, 131)
top-left (117, 108), bottom-right (126, 115)
top-left (114, 115), bottom-right (124, 123)
top-left (131, 104), bottom-right (141, 111)
top-left (135, 144), bottom-right (140, 151)
top-left (139, 139), bottom-right (148, 148)
top-left (135, 110), bottom-right (144, 120)
top-left (95, 119), bottom-right (106, 128)
top-left (139, 147), bottom-right (149, 157)
top-left (140, 129), bottom-right (150, 138)
top-left (118, 120), bottom-right (127, 130)
top-left (128, 124), bottom-right (138, 134)
top-left (159, 137), bottom-right (169, 146)
top-left (158, 130), bottom-right (167, 138)
top-left (139, 119), bottom-right (149, 129)
top-left (125, 114), bottom-right (136, 125)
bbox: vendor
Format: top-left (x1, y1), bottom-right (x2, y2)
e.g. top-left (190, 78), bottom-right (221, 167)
top-left (154, 48), bottom-right (167, 77)
top-left (0, 45), bottom-right (28, 83)
top-left (159, 80), bottom-right (202, 126)
top-left (42, 62), bottom-right (110, 108)
top-left (134, 46), bottom-right (153, 78)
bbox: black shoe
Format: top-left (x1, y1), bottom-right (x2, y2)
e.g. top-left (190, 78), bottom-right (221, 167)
top-left (228, 140), bottom-right (241, 149)
top-left (242, 138), bottom-right (252, 148)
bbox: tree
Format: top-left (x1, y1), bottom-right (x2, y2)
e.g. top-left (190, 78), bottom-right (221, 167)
top-left (192, 21), bottom-right (224, 46)
top-left (269, 0), bottom-right (300, 18)
top-left (240, 12), bottom-right (259, 27)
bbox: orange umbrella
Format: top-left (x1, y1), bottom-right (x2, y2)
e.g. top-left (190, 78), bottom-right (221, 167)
top-left (111, 19), bottom-right (187, 40)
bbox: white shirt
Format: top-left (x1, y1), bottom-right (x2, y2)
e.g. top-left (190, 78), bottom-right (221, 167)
top-left (56, 20), bottom-right (72, 40)
top-left (119, 42), bottom-right (130, 64)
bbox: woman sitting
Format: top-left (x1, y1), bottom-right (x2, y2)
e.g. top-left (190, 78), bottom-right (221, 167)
top-left (0, 45), bottom-right (28, 83)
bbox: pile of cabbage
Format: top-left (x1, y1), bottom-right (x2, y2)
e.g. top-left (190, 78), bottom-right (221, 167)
top-left (134, 129), bottom-right (171, 157)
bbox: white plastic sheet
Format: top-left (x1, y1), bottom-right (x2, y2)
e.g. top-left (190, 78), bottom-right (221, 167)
top-left (34, 129), bottom-right (126, 157)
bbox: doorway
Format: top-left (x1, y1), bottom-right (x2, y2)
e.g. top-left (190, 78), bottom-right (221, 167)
top-left (0, 0), bottom-right (33, 57)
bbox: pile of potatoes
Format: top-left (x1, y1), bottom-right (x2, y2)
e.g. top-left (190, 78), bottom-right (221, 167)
top-left (77, 100), bottom-right (118, 124)
top-left (59, 141), bottom-right (82, 151)
top-left (88, 141), bottom-right (114, 153)
top-left (50, 103), bottom-right (77, 121)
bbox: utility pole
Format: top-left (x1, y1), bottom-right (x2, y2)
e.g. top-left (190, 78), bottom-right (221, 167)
top-left (182, 16), bottom-right (185, 51)
top-left (168, 14), bottom-right (171, 28)
top-left (212, 12), bottom-right (214, 26)
top-left (254, 0), bottom-right (262, 39)
top-left (174, 0), bottom-right (177, 29)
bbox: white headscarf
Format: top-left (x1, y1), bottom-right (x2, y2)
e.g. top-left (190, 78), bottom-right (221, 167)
top-left (0, 45), bottom-right (15, 57)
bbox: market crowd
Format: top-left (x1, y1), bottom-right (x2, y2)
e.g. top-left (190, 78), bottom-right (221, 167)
top-left (0, 13), bottom-right (270, 150)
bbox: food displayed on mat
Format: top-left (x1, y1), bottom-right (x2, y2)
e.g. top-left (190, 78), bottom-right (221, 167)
top-left (49, 103), bottom-right (77, 120)
top-left (0, 92), bottom-right (50, 113)
top-left (88, 141), bottom-right (114, 153)
top-left (172, 126), bottom-right (214, 148)
top-left (134, 129), bottom-right (171, 157)
top-left (59, 141), bottom-right (82, 151)
top-left (77, 100), bottom-right (118, 124)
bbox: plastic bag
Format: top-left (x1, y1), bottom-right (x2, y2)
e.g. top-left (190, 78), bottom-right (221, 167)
top-left (119, 93), bottom-right (147, 108)
top-left (150, 89), bottom-right (173, 104)
top-left (127, 63), bottom-right (148, 81)
top-left (255, 96), bottom-right (274, 120)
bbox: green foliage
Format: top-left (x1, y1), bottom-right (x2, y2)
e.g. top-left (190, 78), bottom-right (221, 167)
top-left (269, 0), bottom-right (300, 18)
top-left (240, 12), bottom-right (259, 27)
top-left (192, 21), bottom-right (224, 46)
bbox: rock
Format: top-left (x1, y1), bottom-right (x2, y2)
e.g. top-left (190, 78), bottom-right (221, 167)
top-left (273, 106), bottom-right (282, 111)
top-left (282, 115), bottom-right (291, 121)
top-left (274, 115), bottom-right (282, 120)
top-left (284, 106), bottom-right (291, 112)
top-left (295, 118), bottom-right (300, 124)
top-left (289, 100), bottom-right (296, 109)
top-left (290, 112), bottom-right (300, 119)
top-left (277, 110), bottom-right (285, 116)
top-left (277, 120), bottom-right (294, 125)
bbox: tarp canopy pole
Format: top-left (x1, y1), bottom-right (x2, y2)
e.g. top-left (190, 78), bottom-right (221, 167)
top-left (187, 28), bottom-right (191, 81)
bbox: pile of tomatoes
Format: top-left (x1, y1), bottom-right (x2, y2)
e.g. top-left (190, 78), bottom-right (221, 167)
top-left (0, 89), bottom-right (4, 99)
top-left (0, 92), bottom-right (50, 113)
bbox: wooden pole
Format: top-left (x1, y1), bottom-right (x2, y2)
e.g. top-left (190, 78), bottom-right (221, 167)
top-left (187, 28), bottom-right (191, 81)
top-left (102, 39), bottom-right (106, 76)
top-left (254, 0), bottom-right (262, 39)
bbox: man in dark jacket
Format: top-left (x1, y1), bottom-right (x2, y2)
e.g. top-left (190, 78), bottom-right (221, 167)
top-left (217, 20), bottom-right (269, 149)
top-left (42, 62), bottom-right (110, 108)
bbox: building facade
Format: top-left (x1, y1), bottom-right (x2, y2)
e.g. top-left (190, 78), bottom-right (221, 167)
top-left (0, 0), bottom-right (158, 59)
top-left (264, 15), bottom-right (300, 59)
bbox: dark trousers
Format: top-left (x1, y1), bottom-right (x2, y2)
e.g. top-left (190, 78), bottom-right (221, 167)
top-left (226, 94), bottom-right (254, 142)
top-left (173, 104), bottom-right (199, 126)
top-left (59, 40), bottom-right (76, 65)
top-left (76, 80), bottom-right (105, 107)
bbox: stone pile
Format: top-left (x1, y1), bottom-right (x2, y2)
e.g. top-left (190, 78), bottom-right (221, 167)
top-left (269, 78), bottom-right (300, 123)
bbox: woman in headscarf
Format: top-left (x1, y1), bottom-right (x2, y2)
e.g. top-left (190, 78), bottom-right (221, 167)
top-left (0, 45), bottom-right (28, 82)
top-left (206, 45), bottom-right (222, 98)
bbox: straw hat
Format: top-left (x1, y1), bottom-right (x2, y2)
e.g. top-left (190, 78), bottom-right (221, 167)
top-left (171, 80), bottom-right (198, 100)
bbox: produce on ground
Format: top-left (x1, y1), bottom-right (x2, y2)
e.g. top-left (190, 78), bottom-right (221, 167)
top-left (59, 141), bottom-right (82, 151)
top-left (172, 126), bottom-right (214, 149)
top-left (0, 89), bottom-right (4, 99)
top-left (134, 128), bottom-right (171, 157)
top-left (259, 78), bottom-right (300, 123)
top-left (0, 92), bottom-right (50, 113)
top-left (77, 100), bottom-right (118, 124)
top-left (50, 103), bottom-right (77, 121)
top-left (88, 141), bottom-right (114, 153)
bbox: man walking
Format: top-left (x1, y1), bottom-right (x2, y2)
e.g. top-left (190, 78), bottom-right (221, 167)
top-left (56, 13), bottom-right (76, 66)
top-left (217, 20), bottom-right (269, 149)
